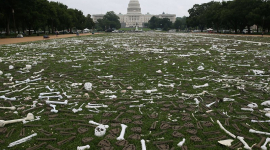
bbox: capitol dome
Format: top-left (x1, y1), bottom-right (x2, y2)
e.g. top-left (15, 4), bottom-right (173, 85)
top-left (127, 0), bottom-right (141, 14)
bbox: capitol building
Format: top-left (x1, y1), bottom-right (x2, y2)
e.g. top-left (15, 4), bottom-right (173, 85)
top-left (92, 0), bottom-right (176, 28)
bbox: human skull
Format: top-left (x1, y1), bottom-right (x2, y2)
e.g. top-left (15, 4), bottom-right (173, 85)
top-left (247, 103), bottom-right (258, 108)
top-left (95, 125), bottom-right (106, 137)
top-left (84, 82), bottom-right (92, 91)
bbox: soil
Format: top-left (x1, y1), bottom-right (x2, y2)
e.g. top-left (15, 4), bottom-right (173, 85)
top-left (0, 33), bottom-right (99, 45)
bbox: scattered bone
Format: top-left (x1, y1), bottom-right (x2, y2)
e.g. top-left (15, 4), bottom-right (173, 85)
top-left (0, 106), bottom-right (16, 110)
top-left (8, 133), bottom-right (37, 147)
top-left (0, 113), bottom-right (34, 127)
top-left (84, 82), bottom-right (93, 91)
top-left (217, 120), bottom-right (236, 138)
top-left (77, 145), bottom-right (90, 150)
top-left (0, 95), bottom-right (16, 101)
top-left (117, 124), bottom-right (128, 140)
top-left (50, 104), bottom-right (58, 113)
top-left (46, 100), bottom-right (68, 105)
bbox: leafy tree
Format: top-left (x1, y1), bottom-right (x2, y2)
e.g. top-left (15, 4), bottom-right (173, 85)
top-left (85, 14), bottom-right (95, 30)
top-left (97, 11), bottom-right (120, 30)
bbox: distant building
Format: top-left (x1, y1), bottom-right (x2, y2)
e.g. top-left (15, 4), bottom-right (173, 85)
top-left (92, 0), bottom-right (176, 28)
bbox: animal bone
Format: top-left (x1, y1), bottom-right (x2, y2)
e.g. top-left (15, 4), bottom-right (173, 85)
top-left (50, 104), bottom-right (58, 113)
top-left (206, 101), bottom-right (215, 107)
top-left (261, 137), bottom-right (270, 150)
top-left (0, 106), bottom-right (16, 110)
top-left (89, 120), bottom-right (109, 129)
top-left (129, 104), bottom-right (145, 108)
top-left (237, 136), bottom-right (251, 150)
top-left (63, 92), bottom-right (72, 98)
top-left (98, 75), bottom-right (113, 79)
top-left (32, 101), bottom-right (38, 108)
top-left (8, 133), bottom-right (37, 147)
top-left (84, 82), bottom-right (92, 91)
top-left (46, 100), bottom-right (68, 105)
top-left (77, 145), bottom-right (90, 150)
top-left (39, 95), bottom-right (63, 100)
top-left (241, 108), bottom-right (254, 111)
top-left (72, 108), bottom-right (82, 113)
top-left (85, 103), bottom-right (108, 109)
top-left (261, 101), bottom-right (270, 106)
top-left (141, 139), bottom-right (146, 150)
top-left (158, 83), bottom-right (174, 88)
top-left (0, 113), bottom-right (34, 127)
top-left (40, 92), bottom-right (60, 96)
top-left (46, 86), bottom-right (54, 92)
top-left (3, 82), bottom-right (14, 85)
top-left (223, 98), bottom-right (235, 102)
top-left (9, 65), bottom-right (14, 70)
top-left (117, 124), bottom-right (128, 140)
top-left (33, 69), bottom-right (44, 75)
top-left (25, 65), bottom-right (32, 70)
top-left (247, 103), bottom-right (258, 108)
top-left (0, 95), bottom-right (16, 101)
top-left (177, 138), bottom-right (186, 147)
top-left (218, 139), bottom-right (234, 147)
top-left (0, 70), bottom-right (3, 75)
top-left (193, 83), bottom-right (209, 89)
top-left (249, 129), bottom-right (270, 135)
top-left (23, 116), bottom-right (41, 124)
top-left (217, 120), bottom-right (236, 138)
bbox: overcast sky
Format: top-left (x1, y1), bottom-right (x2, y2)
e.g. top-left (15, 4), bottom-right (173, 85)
top-left (48, 0), bottom-right (224, 17)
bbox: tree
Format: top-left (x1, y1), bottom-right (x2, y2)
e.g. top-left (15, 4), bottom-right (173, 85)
top-left (148, 16), bottom-right (159, 29)
top-left (97, 11), bottom-right (120, 30)
top-left (84, 14), bottom-right (95, 29)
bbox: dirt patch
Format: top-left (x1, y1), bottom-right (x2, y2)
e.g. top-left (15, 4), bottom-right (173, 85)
top-left (0, 33), bottom-right (100, 45)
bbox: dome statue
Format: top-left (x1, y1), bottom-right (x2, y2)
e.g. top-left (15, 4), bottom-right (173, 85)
top-left (127, 0), bottom-right (141, 14)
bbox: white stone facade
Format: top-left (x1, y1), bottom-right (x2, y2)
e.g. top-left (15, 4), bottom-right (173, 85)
top-left (92, 0), bottom-right (176, 28)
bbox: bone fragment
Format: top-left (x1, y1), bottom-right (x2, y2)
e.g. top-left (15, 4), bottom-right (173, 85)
top-left (117, 124), bottom-right (127, 140)
top-left (8, 133), bottom-right (37, 147)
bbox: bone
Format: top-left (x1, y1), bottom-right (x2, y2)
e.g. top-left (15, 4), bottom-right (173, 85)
top-left (23, 116), bottom-right (41, 124)
top-left (217, 120), bottom-right (236, 138)
top-left (193, 83), bottom-right (209, 89)
top-left (72, 108), bottom-right (82, 113)
top-left (0, 106), bottom-right (16, 110)
top-left (113, 112), bottom-right (124, 122)
top-left (25, 65), bottom-right (32, 70)
top-left (63, 92), bottom-right (72, 98)
top-left (8, 133), bottom-right (37, 147)
top-left (261, 137), bottom-right (270, 150)
top-left (46, 100), bottom-right (68, 105)
top-left (241, 108), bottom-right (254, 111)
top-left (0, 113), bottom-right (34, 127)
top-left (40, 92), bottom-right (60, 96)
top-left (158, 83), bottom-right (174, 88)
top-left (249, 129), bottom-right (270, 135)
top-left (33, 69), bottom-right (44, 75)
top-left (9, 77), bottom-right (13, 82)
top-left (98, 75), bottom-right (113, 79)
top-left (177, 138), bottom-right (186, 147)
top-left (218, 139), bottom-right (234, 147)
top-left (253, 137), bottom-right (266, 149)
top-left (117, 124), bottom-right (128, 140)
top-left (39, 95), bottom-right (63, 100)
top-left (141, 139), bottom-right (146, 150)
top-left (0, 95), bottom-right (16, 101)
top-left (9, 65), bottom-right (14, 70)
top-left (85, 103), bottom-right (108, 109)
top-left (50, 104), bottom-right (58, 113)
top-left (32, 101), bottom-right (38, 108)
top-left (46, 86), bottom-right (54, 92)
top-left (77, 145), bottom-right (90, 150)
top-left (84, 82), bottom-right (93, 91)
top-left (89, 120), bottom-right (109, 129)
top-left (0, 70), bottom-right (3, 75)
top-left (237, 136), bottom-right (251, 150)
top-left (206, 101), bottom-right (216, 108)
top-left (129, 104), bottom-right (145, 108)
top-left (3, 82), bottom-right (14, 85)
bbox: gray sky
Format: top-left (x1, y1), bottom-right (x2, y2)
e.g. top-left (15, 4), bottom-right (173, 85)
top-left (48, 0), bottom-right (223, 17)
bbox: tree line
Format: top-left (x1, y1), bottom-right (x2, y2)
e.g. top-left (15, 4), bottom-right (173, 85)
top-left (0, 0), bottom-right (95, 35)
top-left (187, 0), bottom-right (270, 33)
top-left (148, 16), bottom-right (187, 31)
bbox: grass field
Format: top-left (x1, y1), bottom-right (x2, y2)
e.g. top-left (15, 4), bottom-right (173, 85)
top-left (0, 32), bottom-right (270, 150)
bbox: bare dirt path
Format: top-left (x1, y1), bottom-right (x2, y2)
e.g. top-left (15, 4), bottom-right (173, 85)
top-left (0, 33), bottom-right (100, 45)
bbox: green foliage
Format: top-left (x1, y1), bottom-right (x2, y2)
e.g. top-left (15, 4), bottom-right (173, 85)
top-left (97, 11), bottom-right (121, 30)
top-left (0, 0), bottom-right (94, 35)
top-left (148, 16), bottom-right (173, 31)
top-left (187, 0), bottom-right (270, 33)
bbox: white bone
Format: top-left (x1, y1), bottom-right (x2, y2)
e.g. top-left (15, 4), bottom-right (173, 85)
top-left (247, 103), bottom-right (258, 108)
top-left (72, 108), bottom-right (82, 113)
top-left (261, 137), bottom-right (270, 150)
top-left (0, 106), bottom-right (16, 110)
top-left (9, 77), bottom-right (13, 82)
top-left (0, 70), bottom-right (3, 75)
top-left (237, 136), bottom-right (251, 150)
top-left (98, 75), bottom-right (113, 79)
top-left (85, 104), bottom-right (108, 109)
top-left (89, 120), bottom-right (109, 128)
top-left (46, 86), bottom-right (54, 92)
top-left (249, 129), bottom-right (270, 135)
top-left (141, 139), bottom-right (146, 150)
top-left (3, 82), bottom-right (14, 85)
top-left (39, 95), bottom-right (63, 100)
top-left (94, 125), bottom-right (107, 137)
top-left (206, 101), bottom-right (215, 107)
top-left (193, 83), bottom-right (209, 89)
top-left (0, 95), bottom-right (16, 101)
top-left (223, 98), bottom-right (235, 102)
top-left (177, 138), bottom-right (186, 147)
top-left (23, 116), bottom-right (41, 124)
top-left (84, 82), bottom-right (92, 91)
top-left (253, 70), bottom-right (265, 75)
top-left (261, 101), bottom-right (270, 106)
top-left (25, 65), bottom-right (32, 70)
top-left (156, 70), bottom-right (162, 73)
top-left (50, 104), bottom-right (58, 113)
top-left (63, 92), bottom-right (72, 98)
top-left (129, 104), bottom-right (145, 108)
top-left (77, 145), bottom-right (90, 150)
top-left (117, 124), bottom-right (128, 140)
top-left (9, 65), bottom-right (14, 70)
top-left (217, 120), bottom-right (236, 138)
top-left (40, 92), bottom-right (60, 96)
top-left (33, 69), bottom-right (44, 75)
top-left (8, 133), bottom-right (37, 147)
top-left (32, 101), bottom-right (38, 108)
top-left (241, 108), bottom-right (254, 111)
top-left (158, 83), bottom-right (174, 88)
top-left (0, 113), bottom-right (34, 127)
top-left (218, 139), bottom-right (234, 147)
